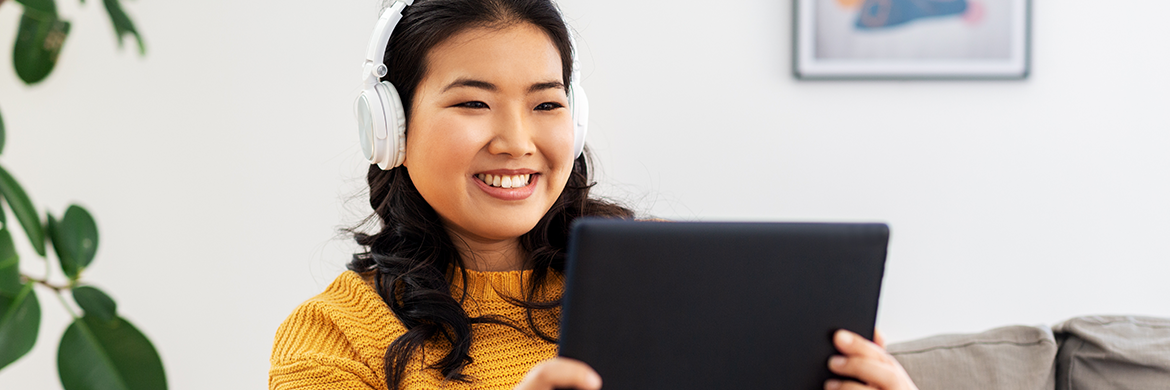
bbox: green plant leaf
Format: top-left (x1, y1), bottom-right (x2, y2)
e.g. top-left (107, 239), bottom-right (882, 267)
top-left (0, 105), bottom-right (6, 155)
top-left (71, 286), bottom-right (116, 323)
top-left (47, 214), bottom-right (63, 263)
top-left (47, 205), bottom-right (98, 279)
top-left (0, 229), bottom-right (20, 296)
top-left (0, 282), bottom-right (41, 371)
top-left (14, 0), bottom-right (57, 15)
top-left (0, 166), bottom-right (45, 256)
top-left (13, 9), bottom-right (71, 85)
top-left (58, 315), bottom-right (167, 390)
top-left (101, 0), bottom-right (144, 55)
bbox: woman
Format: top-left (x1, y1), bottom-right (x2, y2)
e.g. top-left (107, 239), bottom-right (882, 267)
top-left (270, 1), bottom-right (919, 389)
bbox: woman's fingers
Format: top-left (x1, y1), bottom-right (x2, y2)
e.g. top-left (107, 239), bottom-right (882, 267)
top-left (828, 329), bottom-right (919, 390)
top-left (828, 354), bottom-right (898, 387)
top-left (515, 357), bottom-right (602, 390)
top-left (833, 330), bottom-right (890, 363)
top-left (874, 329), bottom-right (887, 349)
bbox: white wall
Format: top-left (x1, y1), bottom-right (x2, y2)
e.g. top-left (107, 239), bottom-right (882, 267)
top-left (1, 0), bottom-right (1167, 388)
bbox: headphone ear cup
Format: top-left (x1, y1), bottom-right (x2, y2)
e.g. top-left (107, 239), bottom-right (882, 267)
top-left (568, 82), bottom-right (589, 159)
top-left (374, 81), bottom-right (407, 170)
top-left (355, 91), bottom-right (378, 162)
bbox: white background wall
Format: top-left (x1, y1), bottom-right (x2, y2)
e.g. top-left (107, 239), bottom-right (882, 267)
top-left (1, 0), bottom-right (1167, 388)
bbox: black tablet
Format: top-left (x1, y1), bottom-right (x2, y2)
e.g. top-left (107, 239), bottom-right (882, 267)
top-left (558, 220), bottom-right (889, 389)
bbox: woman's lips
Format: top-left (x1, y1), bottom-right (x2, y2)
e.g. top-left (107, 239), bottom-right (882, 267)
top-left (473, 173), bottom-right (539, 201)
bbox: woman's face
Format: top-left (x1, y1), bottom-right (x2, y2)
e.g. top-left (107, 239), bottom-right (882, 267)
top-left (403, 22), bottom-right (574, 248)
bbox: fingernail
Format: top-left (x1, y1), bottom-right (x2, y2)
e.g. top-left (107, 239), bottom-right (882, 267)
top-left (836, 330), bottom-right (853, 346)
top-left (829, 356), bottom-right (847, 369)
top-left (825, 379), bottom-right (842, 390)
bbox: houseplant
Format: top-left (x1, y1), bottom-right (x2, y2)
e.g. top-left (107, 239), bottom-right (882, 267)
top-left (0, 0), bottom-right (167, 388)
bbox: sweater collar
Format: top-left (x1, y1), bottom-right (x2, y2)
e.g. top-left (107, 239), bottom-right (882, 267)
top-left (448, 267), bottom-right (562, 301)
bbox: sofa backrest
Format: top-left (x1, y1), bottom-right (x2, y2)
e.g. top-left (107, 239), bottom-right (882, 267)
top-left (1053, 315), bottom-right (1170, 390)
top-left (888, 315), bottom-right (1170, 390)
top-left (889, 325), bottom-right (1057, 390)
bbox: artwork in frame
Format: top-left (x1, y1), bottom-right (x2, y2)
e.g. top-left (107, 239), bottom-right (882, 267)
top-left (793, 0), bottom-right (1031, 79)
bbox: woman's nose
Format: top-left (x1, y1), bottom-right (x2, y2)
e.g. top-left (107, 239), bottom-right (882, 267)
top-left (486, 108), bottom-right (536, 158)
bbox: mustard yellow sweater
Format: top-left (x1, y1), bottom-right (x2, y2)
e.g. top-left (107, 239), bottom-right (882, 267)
top-left (269, 270), bottom-right (561, 390)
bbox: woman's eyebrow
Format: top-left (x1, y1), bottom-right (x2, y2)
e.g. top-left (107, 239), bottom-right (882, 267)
top-left (443, 78), bottom-right (497, 92)
top-left (441, 78), bottom-right (566, 94)
top-left (528, 81), bottom-right (566, 93)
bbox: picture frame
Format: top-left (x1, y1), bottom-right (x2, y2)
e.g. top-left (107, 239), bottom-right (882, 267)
top-left (793, 0), bottom-right (1031, 80)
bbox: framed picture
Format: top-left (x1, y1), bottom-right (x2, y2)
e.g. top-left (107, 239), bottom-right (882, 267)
top-left (793, 0), bottom-right (1031, 79)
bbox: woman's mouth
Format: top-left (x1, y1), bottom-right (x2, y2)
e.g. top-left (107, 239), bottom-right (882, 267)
top-left (476, 173), bottom-right (533, 189)
top-left (472, 172), bottom-right (539, 201)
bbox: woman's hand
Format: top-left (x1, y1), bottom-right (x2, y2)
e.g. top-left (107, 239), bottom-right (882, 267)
top-left (515, 357), bottom-right (602, 390)
top-left (826, 329), bottom-right (918, 390)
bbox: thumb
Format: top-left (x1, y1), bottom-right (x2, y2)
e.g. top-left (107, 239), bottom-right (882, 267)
top-left (516, 358), bottom-right (602, 390)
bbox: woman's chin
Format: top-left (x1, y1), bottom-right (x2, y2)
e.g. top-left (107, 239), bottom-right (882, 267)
top-left (471, 218), bottom-right (544, 241)
top-left (440, 209), bottom-right (546, 244)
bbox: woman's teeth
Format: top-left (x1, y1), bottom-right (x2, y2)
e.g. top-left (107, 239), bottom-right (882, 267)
top-left (476, 174), bottom-right (532, 189)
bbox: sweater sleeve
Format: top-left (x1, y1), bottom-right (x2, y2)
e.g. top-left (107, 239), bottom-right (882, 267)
top-left (270, 272), bottom-right (397, 390)
top-left (269, 354), bottom-right (378, 390)
top-left (269, 297), bottom-right (384, 389)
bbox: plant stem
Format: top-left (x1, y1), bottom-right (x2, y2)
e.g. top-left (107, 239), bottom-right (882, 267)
top-left (53, 288), bottom-right (81, 320)
top-left (28, 244), bottom-right (83, 319)
top-left (22, 274), bottom-right (70, 292)
top-left (21, 273), bottom-right (81, 319)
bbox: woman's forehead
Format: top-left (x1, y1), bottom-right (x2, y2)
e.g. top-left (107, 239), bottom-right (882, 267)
top-left (421, 23), bottom-right (565, 89)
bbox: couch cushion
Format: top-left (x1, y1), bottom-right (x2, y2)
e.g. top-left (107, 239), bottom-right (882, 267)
top-left (1053, 315), bottom-right (1170, 390)
top-left (888, 325), bottom-right (1057, 390)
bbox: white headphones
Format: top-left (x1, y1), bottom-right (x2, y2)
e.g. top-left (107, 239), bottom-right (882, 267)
top-left (355, 0), bottom-right (589, 170)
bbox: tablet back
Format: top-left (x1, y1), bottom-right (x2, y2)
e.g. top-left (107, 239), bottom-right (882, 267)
top-left (558, 220), bottom-right (889, 390)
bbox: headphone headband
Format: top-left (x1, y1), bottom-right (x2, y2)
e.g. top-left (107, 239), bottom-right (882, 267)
top-left (362, 0), bottom-right (413, 85)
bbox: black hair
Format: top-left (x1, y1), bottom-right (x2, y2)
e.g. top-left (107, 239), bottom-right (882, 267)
top-left (346, 0), bottom-right (633, 388)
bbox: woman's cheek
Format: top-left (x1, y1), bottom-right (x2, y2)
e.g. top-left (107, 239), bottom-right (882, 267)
top-left (435, 114), bottom-right (491, 148)
top-left (541, 117), bottom-right (576, 166)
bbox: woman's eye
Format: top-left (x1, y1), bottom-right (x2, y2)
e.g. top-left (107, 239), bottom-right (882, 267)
top-left (535, 102), bottom-right (564, 111)
top-left (456, 101), bottom-right (489, 109)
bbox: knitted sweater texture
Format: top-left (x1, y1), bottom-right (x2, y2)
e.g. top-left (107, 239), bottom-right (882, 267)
top-left (270, 270), bottom-right (561, 390)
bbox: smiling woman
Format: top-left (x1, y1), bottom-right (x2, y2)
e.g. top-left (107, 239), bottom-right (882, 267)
top-left (268, 1), bottom-right (632, 389)
top-left (269, 1), bottom-right (922, 390)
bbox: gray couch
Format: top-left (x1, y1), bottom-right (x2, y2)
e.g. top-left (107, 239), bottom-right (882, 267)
top-left (887, 316), bottom-right (1170, 390)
